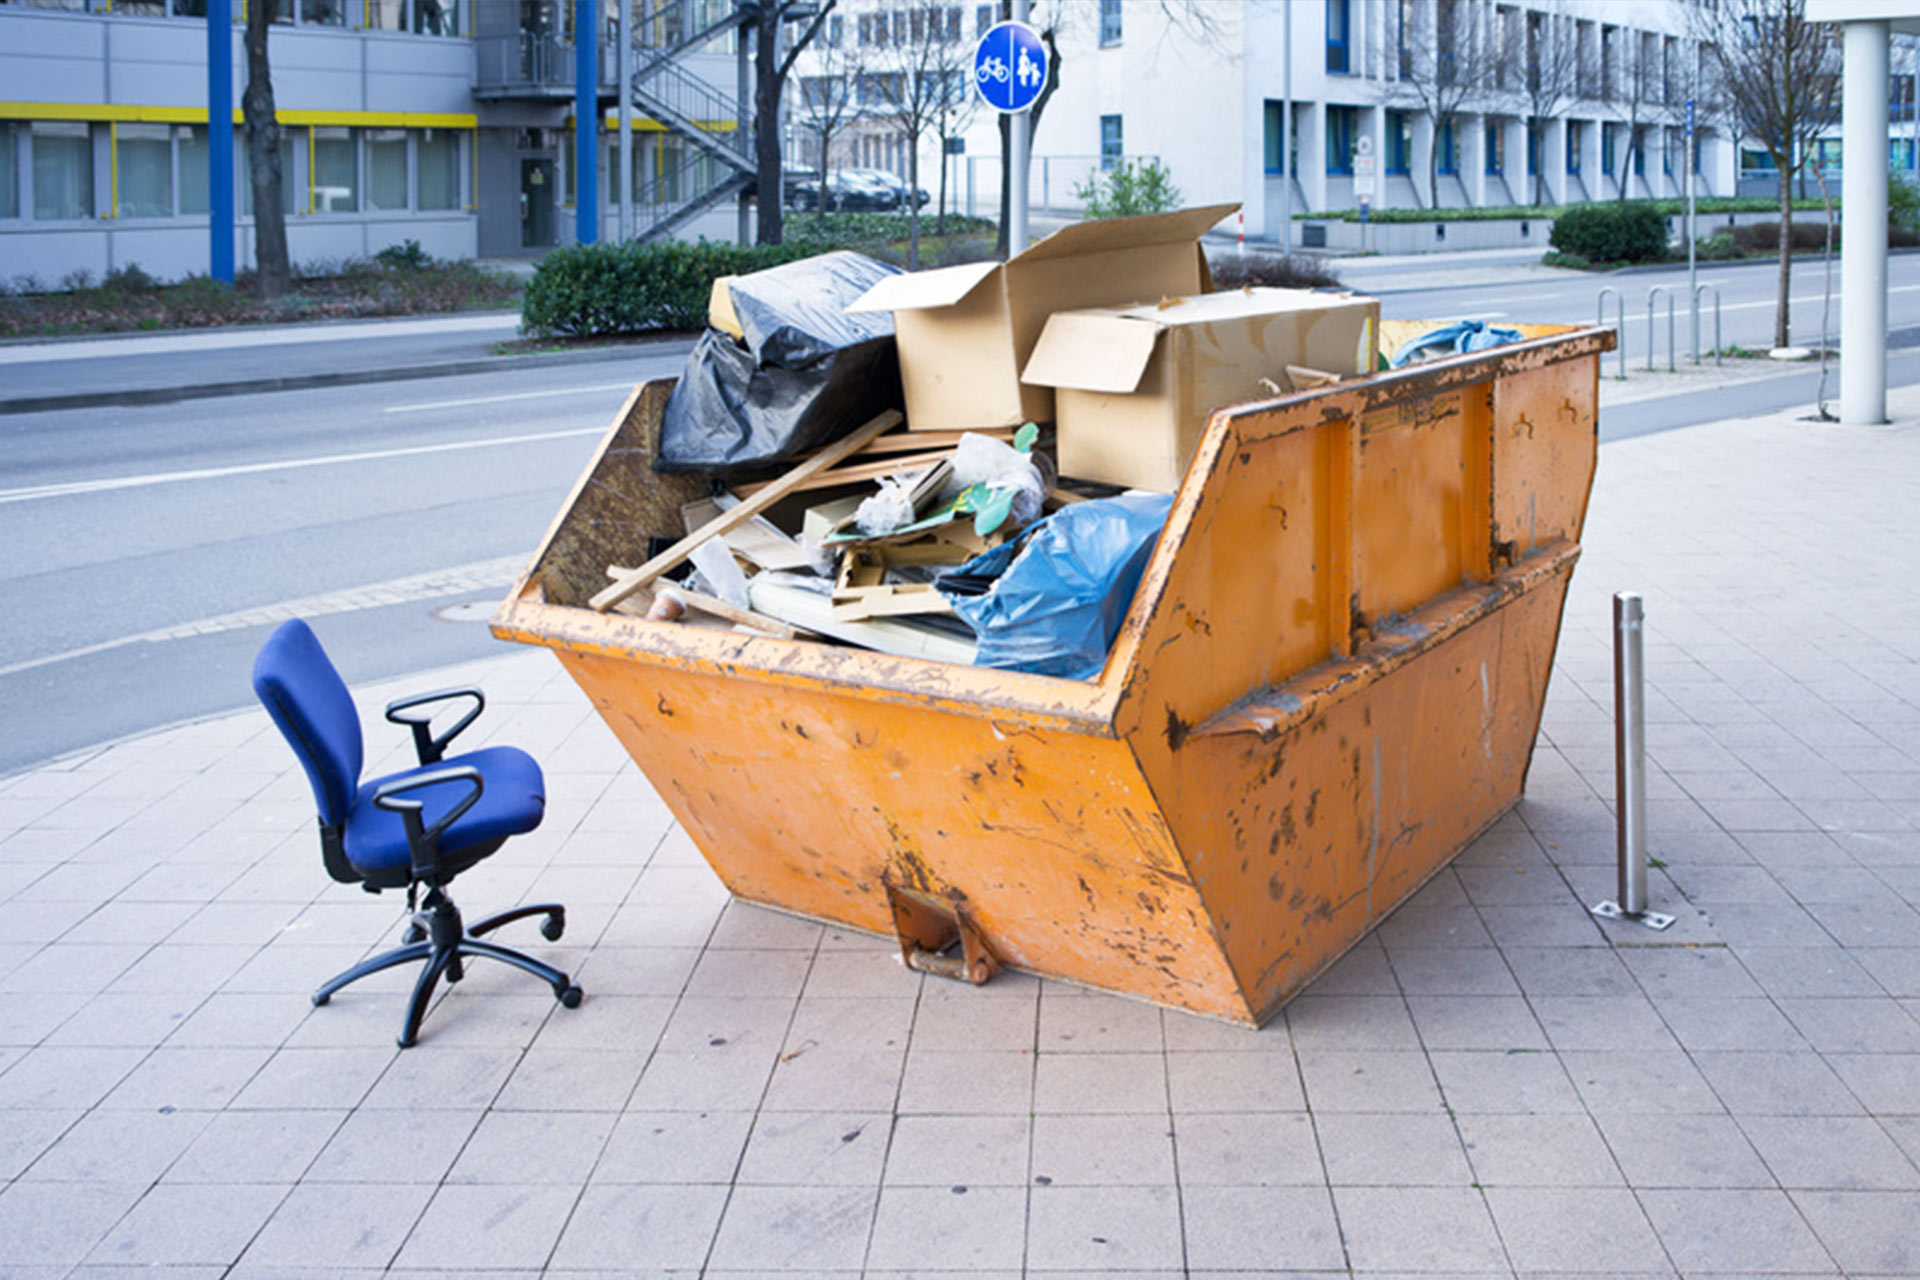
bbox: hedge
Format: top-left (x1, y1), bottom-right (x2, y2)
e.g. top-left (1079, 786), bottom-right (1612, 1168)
top-left (521, 214), bottom-right (999, 338)
top-left (1548, 202), bottom-right (1669, 263)
top-left (1297, 195), bottom-right (1838, 224)
top-left (520, 240), bottom-right (810, 337)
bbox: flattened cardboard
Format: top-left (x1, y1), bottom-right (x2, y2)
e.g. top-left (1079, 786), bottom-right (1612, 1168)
top-left (1024, 288), bottom-right (1380, 493)
top-left (846, 203), bottom-right (1240, 432)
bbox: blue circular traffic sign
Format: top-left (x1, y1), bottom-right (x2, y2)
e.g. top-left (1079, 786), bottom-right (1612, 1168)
top-left (974, 21), bottom-right (1047, 114)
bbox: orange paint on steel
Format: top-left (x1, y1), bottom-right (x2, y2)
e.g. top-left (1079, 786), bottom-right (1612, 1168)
top-left (493, 325), bottom-right (1614, 1025)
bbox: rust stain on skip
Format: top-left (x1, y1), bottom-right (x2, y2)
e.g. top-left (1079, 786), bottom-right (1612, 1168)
top-left (492, 325), bottom-right (1611, 1027)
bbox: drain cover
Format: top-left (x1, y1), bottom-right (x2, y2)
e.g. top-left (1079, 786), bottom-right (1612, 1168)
top-left (433, 600), bottom-right (497, 623)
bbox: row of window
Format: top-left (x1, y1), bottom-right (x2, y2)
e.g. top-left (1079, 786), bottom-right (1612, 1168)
top-left (0, 0), bottom-right (462, 34)
top-left (0, 120), bottom-right (466, 221)
top-left (1267, 104), bottom-right (1709, 182)
top-left (849, 5), bottom-right (963, 48)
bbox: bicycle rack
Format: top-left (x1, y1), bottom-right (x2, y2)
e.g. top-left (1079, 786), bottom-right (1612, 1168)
top-left (1596, 287), bottom-right (1627, 380)
top-left (1692, 283), bottom-right (1722, 366)
top-left (1646, 286), bottom-right (1676, 373)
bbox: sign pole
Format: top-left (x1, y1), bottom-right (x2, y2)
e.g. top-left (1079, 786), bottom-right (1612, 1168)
top-left (207, 0), bottom-right (234, 285)
top-left (1009, 0), bottom-right (1031, 254)
top-left (1686, 96), bottom-right (1697, 362)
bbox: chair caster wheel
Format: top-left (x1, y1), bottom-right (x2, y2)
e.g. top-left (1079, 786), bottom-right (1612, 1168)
top-left (541, 913), bottom-right (565, 942)
top-left (558, 984), bottom-right (583, 1009)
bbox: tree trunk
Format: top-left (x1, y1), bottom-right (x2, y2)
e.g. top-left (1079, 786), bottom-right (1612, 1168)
top-left (1776, 166), bottom-right (1793, 349)
top-left (936, 129), bottom-right (949, 235)
top-left (1427, 119), bottom-right (1439, 210)
top-left (907, 138), bottom-right (921, 268)
top-left (754, 8), bottom-right (784, 245)
top-left (243, 0), bottom-right (289, 299)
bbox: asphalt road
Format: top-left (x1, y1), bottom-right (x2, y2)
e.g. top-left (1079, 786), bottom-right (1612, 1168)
top-left (6, 249), bottom-right (1920, 778)
top-left (0, 352), bottom-right (690, 777)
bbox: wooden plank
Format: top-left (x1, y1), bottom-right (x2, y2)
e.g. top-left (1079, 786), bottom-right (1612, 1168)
top-left (732, 448), bottom-right (952, 499)
top-left (590, 410), bottom-right (901, 612)
top-left (609, 580), bottom-right (802, 639)
top-left (855, 427), bottom-right (1015, 455)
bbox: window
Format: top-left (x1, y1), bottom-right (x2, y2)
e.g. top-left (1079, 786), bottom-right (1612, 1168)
top-left (1893, 139), bottom-right (1915, 171)
top-left (301, 0), bottom-right (347, 25)
top-left (0, 126), bottom-right (17, 219)
top-left (176, 125), bottom-right (208, 215)
top-left (116, 123), bottom-right (172, 218)
top-left (1263, 100), bottom-right (1288, 174)
top-left (1100, 114), bottom-right (1122, 169)
top-left (976, 3), bottom-right (992, 37)
top-left (1601, 122), bottom-right (1616, 175)
top-left (1526, 125), bottom-right (1538, 176)
top-left (32, 122), bottom-right (93, 221)
top-left (1484, 121), bottom-right (1503, 174)
top-left (313, 127), bottom-right (358, 213)
top-left (1632, 127), bottom-right (1645, 176)
top-left (827, 14), bottom-right (844, 45)
top-left (366, 129), bottom-right (409, 210)
top-left (366, 0), bottom-right (404, 29)
top-left (1565, 120), bottom-right (1581, 175)
top-left (1662, 126), bottom-right (1674, 176)
top-left (414, 0), bottom-right (457, 35)
top-left (1385, 111), bottom-right (1411, 175)
top-left (1099, 0), bottom-right (1121, 45)
top-left (1326, 106), bottom-right (1355, 174)
top-left (1896, 74), bottom-right (1916, 123)
top-left (1326, 0), bottom-right (1350, 74)
top-left (1740, 147), bottom-right (1776, 174)
top-left (1437, 120), bottom-right (1457, 174)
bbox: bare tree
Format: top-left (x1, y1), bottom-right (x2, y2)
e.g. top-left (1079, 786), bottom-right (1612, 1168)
top-left (1611, 30), bottom-right (1671, 201)
top-left (868, 6), bottom-right (973, 265)
top-left (1695, 0), bottom-right (1841, 348)
top-left (242, 0), bottom-right (289, 298)
top-left (751, 0), bottom-right (837, 245)
top-left (1503, 6), bottom-right (1581, 206)
top-left (1379, 0), bottom-right (1503, 208)
top-left (796, 29), bottom-right (865, 223)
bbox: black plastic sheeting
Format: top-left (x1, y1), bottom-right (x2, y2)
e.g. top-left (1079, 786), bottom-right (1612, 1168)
top-left (656, 251), bottom-right (905, 476)
top-left (938, 494), bottom-right (1176, 681)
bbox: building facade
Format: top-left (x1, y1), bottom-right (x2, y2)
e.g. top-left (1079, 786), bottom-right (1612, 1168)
top-left (799, 0), bottom-right (1919, 239)
top-left (0, 0), bottom-right (747, 283)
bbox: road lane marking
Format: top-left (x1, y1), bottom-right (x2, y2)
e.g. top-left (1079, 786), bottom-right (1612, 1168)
top-left (0, 555), bottom-right (527, 679)
top-left (0, 313), bottom-right (522, 365)
top-left (383, 381), bottom-right (639, 413)
top-left (0, 425), bottom-right (605, 506)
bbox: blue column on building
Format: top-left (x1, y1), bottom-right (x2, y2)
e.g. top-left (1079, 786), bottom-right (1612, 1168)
top-left (575, 0), bottom-right (597, 245)
top-left (208, 0), bottom-right (235, 283)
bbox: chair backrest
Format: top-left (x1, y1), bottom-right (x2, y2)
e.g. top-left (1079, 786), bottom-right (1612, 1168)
top-left (252, 619), bottom-right (365, 828)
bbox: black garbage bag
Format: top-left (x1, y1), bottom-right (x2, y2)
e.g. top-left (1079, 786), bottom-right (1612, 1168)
top-left (937, 493), bottom-right (1176, 681)
top-left (657, 251), bottom-right (905, 476)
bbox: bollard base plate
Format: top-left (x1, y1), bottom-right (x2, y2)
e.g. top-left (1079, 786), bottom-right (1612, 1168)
top-left (1591, 900), bottom-right (1675, 930)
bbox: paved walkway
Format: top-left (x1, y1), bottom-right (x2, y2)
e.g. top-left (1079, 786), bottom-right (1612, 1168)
top-left (3, 388), bottom-right (1920, 1277)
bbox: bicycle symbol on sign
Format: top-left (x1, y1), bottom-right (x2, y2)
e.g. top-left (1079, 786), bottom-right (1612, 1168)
top-left (977, 55), bottom-right (1008, 84)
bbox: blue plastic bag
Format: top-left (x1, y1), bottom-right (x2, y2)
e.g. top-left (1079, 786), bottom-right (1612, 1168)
top-left (1389, 318), bottom-right (1524, 368)
top-left (937, 494), bottom-right (1175, 681)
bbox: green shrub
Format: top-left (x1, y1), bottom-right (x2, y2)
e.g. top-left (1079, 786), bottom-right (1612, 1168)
top-left (1890, 171), bottom-right (1920, 236)
top-left (1731, 219), bottom-right (1834, 253)
top-left (102, 263), bottom-right (160, 294)
top-left (521, 239), bottom-right (811, 337)
top-left (1539, 249), bottom-right (1592, 270)
top-left (1073, 158), bottom-right (1183, 219)
top-left (1699, 232), bottom-right (1743, 260)
top-left (1548, 202), bottom-right (1669, 263)
top-left (375, 239), bottom-right (434, 271)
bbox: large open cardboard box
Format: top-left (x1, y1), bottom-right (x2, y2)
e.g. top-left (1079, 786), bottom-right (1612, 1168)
top-left (846, 203), bottom-right (1237, 432)
top-left (1022, 288), bottom-right (1382, 492)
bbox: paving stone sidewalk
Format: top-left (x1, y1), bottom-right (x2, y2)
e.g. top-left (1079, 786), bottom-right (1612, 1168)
top-left (2, 390), bottom-right (1919, 1277)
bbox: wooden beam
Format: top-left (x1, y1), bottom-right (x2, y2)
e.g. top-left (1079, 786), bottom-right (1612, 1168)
top-left (732, 448), bottom-right (952, 499)
top-left (590, 410), bottom-right (901, 612)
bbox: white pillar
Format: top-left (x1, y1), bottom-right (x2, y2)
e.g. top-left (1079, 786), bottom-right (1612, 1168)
top-left (1842, 20), bottom-right (1890, 424)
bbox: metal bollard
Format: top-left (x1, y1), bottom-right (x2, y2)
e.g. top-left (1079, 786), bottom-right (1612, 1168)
top-left (1592, 592), bottom-right (1675, 930)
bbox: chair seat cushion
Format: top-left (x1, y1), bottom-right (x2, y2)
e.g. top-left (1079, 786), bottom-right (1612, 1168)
top-left (342, 746), bottom-right (546, 878)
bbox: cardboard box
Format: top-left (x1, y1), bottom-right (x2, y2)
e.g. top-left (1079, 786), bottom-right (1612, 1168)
top-left (1020, 288), bottom-right (1380, 493)
top-left (846, 203), bottom-right (1238, 432)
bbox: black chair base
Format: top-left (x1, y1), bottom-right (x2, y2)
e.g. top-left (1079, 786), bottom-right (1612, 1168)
top-left (313, 887), bottom-right (583, 1048)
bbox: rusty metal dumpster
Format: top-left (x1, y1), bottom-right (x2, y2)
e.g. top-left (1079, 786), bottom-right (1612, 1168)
top-left (491, 324), bottom-right (1614, 1025)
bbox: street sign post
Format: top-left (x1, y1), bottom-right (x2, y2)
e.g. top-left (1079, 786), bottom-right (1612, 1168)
top-left (1353, 137), bottom-right (1376, 254)
top-left (974, 17), bottom-right (1047, 253)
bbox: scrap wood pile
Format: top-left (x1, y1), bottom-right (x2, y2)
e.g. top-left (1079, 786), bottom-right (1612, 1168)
top-left (585, 206), bottom-right (1388, 683)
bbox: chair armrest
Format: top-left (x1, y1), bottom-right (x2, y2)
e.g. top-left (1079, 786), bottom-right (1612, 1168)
top-left (372, 765), bottom-right (484, 881)
top-left (385, 687), bottom-right (485, 765)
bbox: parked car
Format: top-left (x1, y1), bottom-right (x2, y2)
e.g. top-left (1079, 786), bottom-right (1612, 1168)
top-left (789, 171), bottom-right (898, 212)
top-left (843, 168), bottom-right (930, 209)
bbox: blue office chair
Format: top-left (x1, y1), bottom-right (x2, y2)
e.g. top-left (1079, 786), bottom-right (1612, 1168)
top-left (252, 619), bottom-right (582, 1047)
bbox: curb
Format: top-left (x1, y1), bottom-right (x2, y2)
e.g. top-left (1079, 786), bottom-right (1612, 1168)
top-left (0, 338), bottom-right (689, 416)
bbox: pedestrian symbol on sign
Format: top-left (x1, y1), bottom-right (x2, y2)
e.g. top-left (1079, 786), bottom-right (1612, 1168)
top-left (973, 20), bottom-right (1048, 113)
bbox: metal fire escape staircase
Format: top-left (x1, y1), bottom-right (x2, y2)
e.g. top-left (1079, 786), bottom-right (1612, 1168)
top-left (625, 1), bottom-right (755, 241)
